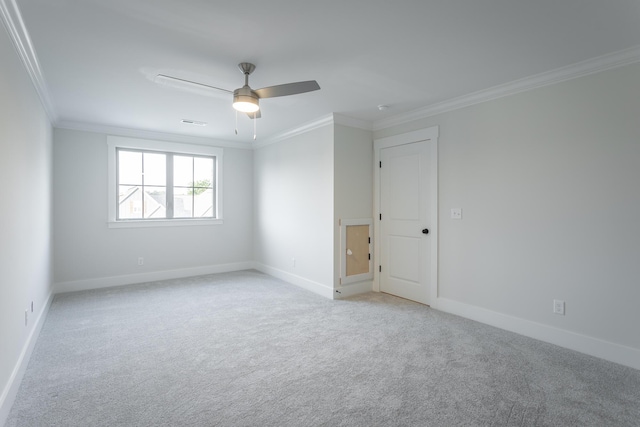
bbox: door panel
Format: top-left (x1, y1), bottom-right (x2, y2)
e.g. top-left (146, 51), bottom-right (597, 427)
top-left (389, 155), bottom-right (420, 220)
top-left (388, 236), bottom-right (420, 282)
top-left (380, 141), bottom-right (431, 304)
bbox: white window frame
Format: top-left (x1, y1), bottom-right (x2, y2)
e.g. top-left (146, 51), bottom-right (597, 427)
top-left (107, 135), bottom-right (223, 228)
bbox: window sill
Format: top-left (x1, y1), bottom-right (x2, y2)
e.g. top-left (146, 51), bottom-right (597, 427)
top-left (108, 218), bottom-right (223, 228)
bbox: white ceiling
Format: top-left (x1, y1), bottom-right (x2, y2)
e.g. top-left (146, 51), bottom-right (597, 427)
top-left (10, 0), bottom-right (640, 143)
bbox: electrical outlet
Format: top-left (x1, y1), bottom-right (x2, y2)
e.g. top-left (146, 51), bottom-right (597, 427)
top-left (138, 257), bottom-right (144, 266)
top-left (553, 299), bottom-right (565, 315)
top-left (451, 208), bottom-right (462, 220)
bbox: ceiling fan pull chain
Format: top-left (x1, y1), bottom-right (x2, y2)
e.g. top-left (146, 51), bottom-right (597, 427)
top-left (253, 114), bottom-right (257, 140)
top-left (235, 110), bottom-right (238, 135)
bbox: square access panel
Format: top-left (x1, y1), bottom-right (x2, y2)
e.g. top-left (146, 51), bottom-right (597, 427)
top-left (340, 219), bottom-right (373, 285)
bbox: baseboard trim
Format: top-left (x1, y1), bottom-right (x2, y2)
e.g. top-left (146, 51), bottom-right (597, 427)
top-left (335, 281), bottom-right (373, 299)
top-left (0, 291), bottom-right (53, 426)
top-left (254, 263), bottom-right (334, 299)
top-left (53, 262), bottom-right (254, 294)
top-left (434, 297), bottom-right (640, 371)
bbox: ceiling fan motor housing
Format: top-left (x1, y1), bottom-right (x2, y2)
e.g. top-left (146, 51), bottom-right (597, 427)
top-left (233, 86), bottom-right (260, 112)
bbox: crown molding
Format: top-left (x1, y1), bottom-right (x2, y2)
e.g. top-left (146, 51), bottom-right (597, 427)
top-left (253, 113), bottom-right (373, 149)
top-left (0, 0), bottom-right (57, 123)
top-left (253, 114), bottom-right (335, 149)
top-left (333, 113), bottom-right (373, 131)
top-left (373, 44), bottom-right (640, 131)
top-left (56, 120), bottom-right (253, 150)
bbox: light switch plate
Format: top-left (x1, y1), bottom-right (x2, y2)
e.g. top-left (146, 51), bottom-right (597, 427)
top-left (451, 208), bottom-right (462, 220)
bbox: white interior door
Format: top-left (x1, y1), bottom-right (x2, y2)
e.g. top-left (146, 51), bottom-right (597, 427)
top-left (379, 141), bottom-right (431, 304)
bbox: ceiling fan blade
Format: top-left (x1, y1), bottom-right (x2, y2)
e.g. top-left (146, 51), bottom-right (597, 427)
top-left (154, 74), bottom-right (233, 97)
top-left (254, 80), bottom-right (320, 99)
top-left (246, 110), bottom-right (262, 119)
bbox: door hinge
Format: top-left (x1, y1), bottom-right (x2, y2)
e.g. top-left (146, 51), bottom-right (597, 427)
top-left (379, 213), bottom-right (382, 220)
top-left (368, 237), bottom-right (371, 244)
top-left (379, 161), bottom-right (382, 168)
top-left (368, 253), bottom-right (371, 260)
top-left (379, 265), bottom-right (382, 272)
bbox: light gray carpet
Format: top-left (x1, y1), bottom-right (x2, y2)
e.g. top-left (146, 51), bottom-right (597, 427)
top-left (6, 270), bottom-right (640, 426)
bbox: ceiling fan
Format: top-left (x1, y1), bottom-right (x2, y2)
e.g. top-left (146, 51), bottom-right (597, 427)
top-left (154, 62), bottom-right (321, 120)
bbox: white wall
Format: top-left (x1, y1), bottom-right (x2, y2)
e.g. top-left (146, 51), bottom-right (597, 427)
top-left (53, 128), bottom-right (254, 291)
top-left (253, 124), bottom-right (335, 297)
top-left (333, 125), bottom-right (373, 292)
top-left (374, 63), bottom-right (640, 360)
top-left (0, 25), bottom-right (53, 422)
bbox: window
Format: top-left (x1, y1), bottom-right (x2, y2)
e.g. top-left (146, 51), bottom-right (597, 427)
top-left (117, 149), bottom-right (215, 220)
top-left (108, 136), bottom-right (223, 227)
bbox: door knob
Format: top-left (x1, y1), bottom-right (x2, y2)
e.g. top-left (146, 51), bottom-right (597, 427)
top-left (422, 228), bottom-right (429, 234)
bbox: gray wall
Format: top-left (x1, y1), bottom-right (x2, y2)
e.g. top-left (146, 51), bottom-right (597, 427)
top-left (53, 128), bottom-right (254, 289)
top-left (0, 26), bottom-right (53, 420)
top-left (253, 125), bottom-right (335, 295)
top-left (375, 62), bottom-right (640, 353)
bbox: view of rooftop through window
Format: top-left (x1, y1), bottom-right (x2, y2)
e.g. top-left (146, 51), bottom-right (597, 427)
top-left (117, 149), bottom-right (215, 220)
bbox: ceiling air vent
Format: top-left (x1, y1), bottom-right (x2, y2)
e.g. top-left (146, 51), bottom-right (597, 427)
top-left (181, 119), bottom-right (207, 126)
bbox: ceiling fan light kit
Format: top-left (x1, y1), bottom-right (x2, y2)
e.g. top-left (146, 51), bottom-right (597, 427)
top-left (232, 87), bottom-right (260, 113)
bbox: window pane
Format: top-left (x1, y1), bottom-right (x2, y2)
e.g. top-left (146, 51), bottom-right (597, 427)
top-left (143, 153), bottom-right (166, 186)
top-left (143, 187), bottom-right (166, 218)
top-left (174, 155), bottom-right (193, 187)
top-left (118, 185), bottom-right (142, 219)
top-left (118, 151), bottom-right (142, 185)
top-left (193, 157), bottom-right (213, 188)
top-left (194, 188), bottom-right (214, 217)
top-left (173, 187), bottom-right (193, 218)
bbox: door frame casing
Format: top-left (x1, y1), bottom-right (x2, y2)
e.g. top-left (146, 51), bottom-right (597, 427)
top-left (373, 126), bottom-right (439, 304)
